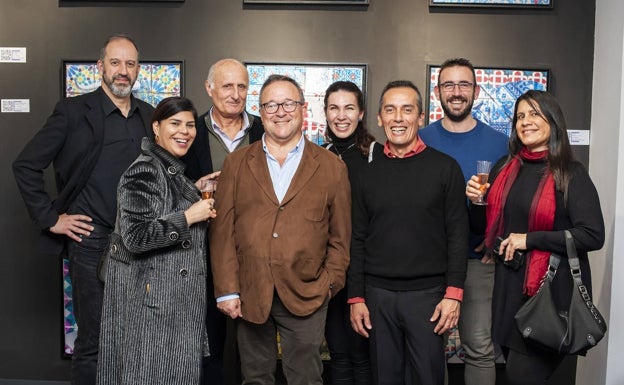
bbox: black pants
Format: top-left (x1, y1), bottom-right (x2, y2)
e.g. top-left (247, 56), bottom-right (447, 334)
top-left (201, 272), bottom-right (226, 385)
top-left (503, 347), bottom-right (564, 385)
top-left (325, 288), bottom-right (372, 385)
top-left (367, 285), bottom-right (446, 385)
top-left (67, 229), bottom-right (109, 385)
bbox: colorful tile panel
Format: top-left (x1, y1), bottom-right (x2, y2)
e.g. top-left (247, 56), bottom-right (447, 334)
top-left (246, 63), bottom-right (367, 145)
top-left (64, 61), bottom-right (182, 107)
top-left (428, 66), bottom-right (549, 136)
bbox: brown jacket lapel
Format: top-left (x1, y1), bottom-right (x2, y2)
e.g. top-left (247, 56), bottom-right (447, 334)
top-left (281, 140), bottom-right (320, 205)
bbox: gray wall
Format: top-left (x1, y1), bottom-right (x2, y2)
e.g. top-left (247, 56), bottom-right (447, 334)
top-left (0, 0), bottom-right (595, 381)
top-left (583, 0), bottom-right (624, 384)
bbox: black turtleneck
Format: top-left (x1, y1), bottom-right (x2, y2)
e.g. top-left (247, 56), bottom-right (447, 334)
top-left (323, 132), bottom-right (369, 186)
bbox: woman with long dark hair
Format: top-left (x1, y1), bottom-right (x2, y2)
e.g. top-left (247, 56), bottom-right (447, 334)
top-left (323, 81), bottom-right (375, 384)
top-left (466, 90), bottom-right (604, 384)
top-left (98, 97), bottom-right (217, 385)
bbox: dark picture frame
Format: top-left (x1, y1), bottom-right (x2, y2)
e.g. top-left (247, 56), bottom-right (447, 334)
top-left (60, 59), bottom-right (183, 356)
top-left (245, 62), bottom-right (367, 146)
top-left (426, 65), bottom-right (550, 136)
top-left (244, 0), bottom-right (368, 4)
top-left (61, 0), bottom-right (184, 2)
top-left (429, 0), bottom-right (552, 8)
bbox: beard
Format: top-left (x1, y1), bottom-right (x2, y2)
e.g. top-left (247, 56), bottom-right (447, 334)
top-left (440, 95), bottom-right (474, 122)
top-left (102, 72), bottom-right (135, 98)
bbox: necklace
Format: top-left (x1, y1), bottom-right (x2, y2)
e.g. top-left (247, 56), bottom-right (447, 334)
top-left (331, 143), bottom-right (356, 159)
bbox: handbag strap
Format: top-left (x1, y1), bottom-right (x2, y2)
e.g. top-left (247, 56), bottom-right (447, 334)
top-left (564, 229), bottom-right (592, 302)
top-left (543, 229), bottom-right (580, 283)
top-left (546, 253), bottom-right (560, 282)
top-left (368, 141), bottom-right (377, 163)
top-left (564, 229), bottom-right (579, 271)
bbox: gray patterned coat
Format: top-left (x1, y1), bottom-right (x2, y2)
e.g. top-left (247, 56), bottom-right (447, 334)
top-left (97, 138), bottom-right (208, 385)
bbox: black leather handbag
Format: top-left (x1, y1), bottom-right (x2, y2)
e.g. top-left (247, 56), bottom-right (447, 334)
top-left (514, 230), bottom-right (607, 355)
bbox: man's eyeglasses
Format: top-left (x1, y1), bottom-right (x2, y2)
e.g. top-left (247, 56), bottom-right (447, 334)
top-left (439, 81), bottom-right (474, 92)
top-left (260, 100), bottom-right (304, 114)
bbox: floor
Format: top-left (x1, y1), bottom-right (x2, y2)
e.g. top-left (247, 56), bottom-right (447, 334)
top-left (0, 357), bottom-right (576, 385)
top-left (271, 362), bottom-right (492, 384)
top-left (0, 381), bottom-right (68, 385)
top-left (273, 358), bottom-right (576, 384)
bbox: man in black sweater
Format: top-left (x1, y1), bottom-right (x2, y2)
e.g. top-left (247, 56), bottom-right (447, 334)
top-left (348, 80), bottom-right (468, 385)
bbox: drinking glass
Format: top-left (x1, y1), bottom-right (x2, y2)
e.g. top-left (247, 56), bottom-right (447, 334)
top-left (474, 160), bottom-right (492, 205)
top-left (200, 179), bottom-right (217, 200)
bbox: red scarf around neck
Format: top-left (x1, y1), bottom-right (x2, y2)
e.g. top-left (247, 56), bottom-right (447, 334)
top-left (485, 147), bottom-right (556, 296)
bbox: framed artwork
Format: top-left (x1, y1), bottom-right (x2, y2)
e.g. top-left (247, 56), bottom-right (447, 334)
top-left (61, 60), bottom-right (182, 356)
top-left (245, 62), bottom-right (367, 145)
top-left (244, 0), bottom-right (368, 4)
top-left (426, 65), bottom-right (550, 136)
top-left (429, 0), bottom-right (552, 7)
top-left (61, 0), bottom-right (184, 2)
top-left (62, 259), bottom-right (76, 356)
top-left (63, 60), bottom-right (183, 107)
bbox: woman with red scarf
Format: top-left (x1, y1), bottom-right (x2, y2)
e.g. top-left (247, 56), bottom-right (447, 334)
top-left (466, 90), bottom-right (604, 385)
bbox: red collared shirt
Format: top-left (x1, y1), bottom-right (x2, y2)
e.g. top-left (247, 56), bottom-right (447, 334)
top-left (382, 136), bottom-right (427, 158)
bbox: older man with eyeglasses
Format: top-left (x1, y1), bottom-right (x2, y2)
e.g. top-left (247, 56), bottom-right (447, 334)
top-left (209, 74), bottom-right (351, 385)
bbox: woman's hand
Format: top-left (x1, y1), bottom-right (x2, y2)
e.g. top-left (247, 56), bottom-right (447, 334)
top-left (466, 175), bottom-right (489, 204)
top-left (194, 171), bottom-right (221, 190)
top-left (184, 198), bottom-right (217, 226)
top-left (499, 233), bottom-right (527, 262)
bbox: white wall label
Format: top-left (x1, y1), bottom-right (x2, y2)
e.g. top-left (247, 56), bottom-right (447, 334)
top-left (0, 47), bottom-right (27, 63)
top-left (567, 130), bottom-right (590, 146)
top-left (1, 99), bottom-right (30, 113)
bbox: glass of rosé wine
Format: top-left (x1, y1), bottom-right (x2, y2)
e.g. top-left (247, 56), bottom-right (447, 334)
top-left (474, 160), bottom-right (492, 205)
top-left (200, 179), bottom-right (217, 200)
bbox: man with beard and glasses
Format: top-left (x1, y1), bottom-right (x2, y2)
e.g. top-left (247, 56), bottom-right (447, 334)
top-left (13, 35), bottom-right (154, 385)
top-left (420, 58), bottom-right (508, 385)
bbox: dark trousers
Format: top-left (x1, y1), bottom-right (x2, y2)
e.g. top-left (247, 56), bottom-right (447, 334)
top-left (237, 294), bottom-right (328, 385)
top-left (325, 288), bottom-right (372, 385)
top-left (367, 285), bottom-right (445, 385)
top-left (67, 229), bottom-right (109, 385)
top-left (503, 347), bottom-right (564, 385)
top-left (201, 273), bottom-right (226, 385)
